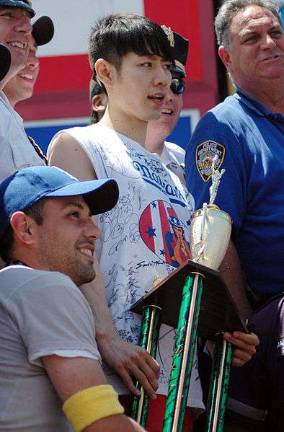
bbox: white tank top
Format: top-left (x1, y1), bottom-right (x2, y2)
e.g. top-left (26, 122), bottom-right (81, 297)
top-left (50, 124), bottom-right (203, 408)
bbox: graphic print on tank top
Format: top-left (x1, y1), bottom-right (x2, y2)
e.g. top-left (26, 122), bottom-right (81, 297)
top-left (140, 199), bottom-right (191, 268)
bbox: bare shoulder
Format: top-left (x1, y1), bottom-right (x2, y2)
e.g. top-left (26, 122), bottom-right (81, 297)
top-left (48, 132), bottom-right (96, 180)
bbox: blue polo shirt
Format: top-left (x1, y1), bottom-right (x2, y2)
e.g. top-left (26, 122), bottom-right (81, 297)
top-left (185, 88), bottom-right (284, 300)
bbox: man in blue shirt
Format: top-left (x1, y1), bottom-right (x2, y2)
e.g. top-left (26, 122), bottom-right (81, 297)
top-left (186, 1), bottom-right (284, 430)
top-left (186, 0), bottom-right (284, 304)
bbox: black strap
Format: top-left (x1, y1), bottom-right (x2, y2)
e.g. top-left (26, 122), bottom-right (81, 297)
top-left (28, 136), bottom-right (48, 165)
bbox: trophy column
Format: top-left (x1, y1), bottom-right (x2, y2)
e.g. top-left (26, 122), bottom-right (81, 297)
top-left (130, 305), bottom-right (162, 427)
top-left (162, 272), bottom-right (204, 432)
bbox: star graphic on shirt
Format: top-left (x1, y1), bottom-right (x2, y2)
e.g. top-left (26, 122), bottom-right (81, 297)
top-left (146, 226), bottom-right (156, 238)
top-left (151, 202), bottom-right (157, 209)
top-left (160, 249), bottom-right (165, 256)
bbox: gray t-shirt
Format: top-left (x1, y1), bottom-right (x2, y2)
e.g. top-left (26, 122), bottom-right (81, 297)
top-left (0, 265), bottom-right (100, 431)
top-left (0, 91), bottom-right (44, 182)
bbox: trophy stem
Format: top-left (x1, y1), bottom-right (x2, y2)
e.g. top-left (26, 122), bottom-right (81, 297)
top-left (206, 336), bottom-right (233, 432)
top-left (130, 305), bottom-right (162, 426)
top-left (162, 273), bottom-right (204, 432)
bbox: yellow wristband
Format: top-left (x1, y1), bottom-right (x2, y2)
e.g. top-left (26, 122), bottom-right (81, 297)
top-left (63, 384), bottom-right (124, 432)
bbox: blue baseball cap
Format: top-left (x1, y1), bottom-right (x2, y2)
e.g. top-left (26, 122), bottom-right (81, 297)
top-left (0, 166), bottom-right (119, 239)
top-left (0, 0), bottom-right (35, 17)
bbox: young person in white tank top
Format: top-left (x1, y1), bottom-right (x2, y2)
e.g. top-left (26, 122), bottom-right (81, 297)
top-left (48, 14), bottom-right (259, 431)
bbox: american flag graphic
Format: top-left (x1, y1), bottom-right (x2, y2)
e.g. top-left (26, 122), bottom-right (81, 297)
top-left (139, 200), bottom-right (191, 267)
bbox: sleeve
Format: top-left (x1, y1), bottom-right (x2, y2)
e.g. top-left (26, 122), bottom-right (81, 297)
top-left (185, 111), bottom-right (250, 234)
top-left (10, 272), bottom-right (100, 365)
top-left (226, 296), bottom-right (284, 431)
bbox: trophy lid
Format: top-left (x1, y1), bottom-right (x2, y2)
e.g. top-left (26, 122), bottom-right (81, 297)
top-left (191, 204), bottom-right (232, 225)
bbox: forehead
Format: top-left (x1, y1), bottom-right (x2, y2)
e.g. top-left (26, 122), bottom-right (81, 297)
top-left (231, 5), bottom-right (280, 35)
top-left (121, 52), bottom-right (168, 63)
top-left (44, 195), bottom-right (88, 212)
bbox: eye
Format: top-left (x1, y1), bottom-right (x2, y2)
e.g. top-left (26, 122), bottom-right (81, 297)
top-left (163, 63), bottom-right (172, 71)
top-left (243, 35), bottom-right (258, 44)
top-left (69, 211), bottom-right (81, 219)
top-left (0, 12), bottom-right (13, 19)
top-left (270, 30), bottom-right (283, 38)
top-left (140, 62), bottom-right (152, 68)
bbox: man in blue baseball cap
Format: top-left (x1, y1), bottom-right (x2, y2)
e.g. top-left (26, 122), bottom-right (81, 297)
top-left (0, 166), bottom-right (144, 431)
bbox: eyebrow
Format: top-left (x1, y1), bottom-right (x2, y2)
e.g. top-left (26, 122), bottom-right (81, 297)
top-left (63, 201), bottom-right (92, 216)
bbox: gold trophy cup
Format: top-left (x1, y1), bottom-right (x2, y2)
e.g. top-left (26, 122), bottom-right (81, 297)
top-left (190, 204), bottom-right (232, 270)
top-left (190, 158), bottom-right (232, 270)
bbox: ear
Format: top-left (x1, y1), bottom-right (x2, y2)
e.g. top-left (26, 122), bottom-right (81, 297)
top-left (91, 94), bottom-right (107, 113)
top-left (10, 212), bottom-right (35, 246)
top-left (95, 58), bottom-right (115, 88)
top-left (218, 45), bottom-right (232, 70)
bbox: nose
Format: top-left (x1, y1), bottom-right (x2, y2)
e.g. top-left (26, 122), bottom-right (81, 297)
top-left (27, 51), bottom-right (39, 70)
top-left (15, 15), bottom-right (32, 35)
top-left (165, 86), bottom-right (174, 101)
top-left (261, 33), bottom-right (276, 49)
top-left (85, 217), bottom-right (101, 241)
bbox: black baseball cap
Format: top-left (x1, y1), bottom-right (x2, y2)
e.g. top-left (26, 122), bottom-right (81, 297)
top-left (0, 44), bottom-right (11, 81)
top-left (0, 0), bottom-right (35, 17)
top-left (32, 16), bottom-right (54, 46)
top-left (172, 31), bottom-right (189, 77)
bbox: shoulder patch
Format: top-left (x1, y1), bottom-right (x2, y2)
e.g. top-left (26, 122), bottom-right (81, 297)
top-left (195, 140), bottom-right (225, 182)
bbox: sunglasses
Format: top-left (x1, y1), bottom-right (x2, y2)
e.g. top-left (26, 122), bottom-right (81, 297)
top-left (170, 78), bottom-right (186, 95)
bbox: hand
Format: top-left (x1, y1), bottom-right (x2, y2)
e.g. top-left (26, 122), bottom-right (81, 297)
top-left (97, 333), bottom-right (160, 399)
top-left (223, 331), bottom-right (259, 367)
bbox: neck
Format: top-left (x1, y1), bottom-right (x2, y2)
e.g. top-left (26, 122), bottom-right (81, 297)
top-left (145, 128), bottom-right (166, 156)
top-left (99, 104), bottom-right (148, 146)
top-left (3, 90), bottom-right (16, 108)
top-left (239, 80), bottom-right (284, 114)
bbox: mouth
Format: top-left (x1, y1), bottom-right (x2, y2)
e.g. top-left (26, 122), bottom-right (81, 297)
top-left (18, 72), bottom-right (35, 81)
top-left (8, 41), bottom-right (27, 50)
top-left (161, 108), bottom-right (173, 116)
top-left (79, 247), bottom-right (95, 261)
top-left (261, 54), bottom-right (281, 63)
top-left (148, 94), bottom-right (165, 105)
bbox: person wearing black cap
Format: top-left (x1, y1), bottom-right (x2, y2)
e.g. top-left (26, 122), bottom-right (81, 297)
top-left (3, 15), bottom-right (54, 107)
top-left (0, 1), bottom-right (48, 182)
top-left (2, 15), bottom-right (54, 166)
top-left (0, 0), bottom-right (34, 88)
top-left (145, 30), bottom-right (189, 185)
top-left (0, 165), bottom-right (145, 432)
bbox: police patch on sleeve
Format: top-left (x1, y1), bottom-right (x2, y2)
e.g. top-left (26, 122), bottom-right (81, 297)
top-left (195, 140), bottom-right (225, 182)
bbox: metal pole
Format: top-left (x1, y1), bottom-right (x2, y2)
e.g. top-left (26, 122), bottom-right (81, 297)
top-left (130, 305), bottom-right (162, 427)
top-left (206, 335), bottom-right (233, 432)
top-left (162, 272), bottom-right (204, 432)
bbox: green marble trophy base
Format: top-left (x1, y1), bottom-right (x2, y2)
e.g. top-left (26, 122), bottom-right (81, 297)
top-left (131, 260), bottom-right (247, 432)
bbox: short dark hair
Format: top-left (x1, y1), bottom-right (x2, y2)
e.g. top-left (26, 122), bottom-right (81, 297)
top-left (215, 0), bottom-right (282, 49)
top-left (0, 199), bottom-right (46, 263)
top-left (89, 14), bottom-right (174, 70)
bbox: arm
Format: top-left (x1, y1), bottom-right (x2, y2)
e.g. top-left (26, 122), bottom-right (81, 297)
top-left (48, 134), bottom-right (160, 398)
top-left (219, 240), bottom-right (252, 321)
top-left (42, 355), bottom-right (145, 432)
top-left (80, 256), bottom-right (159, 398)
